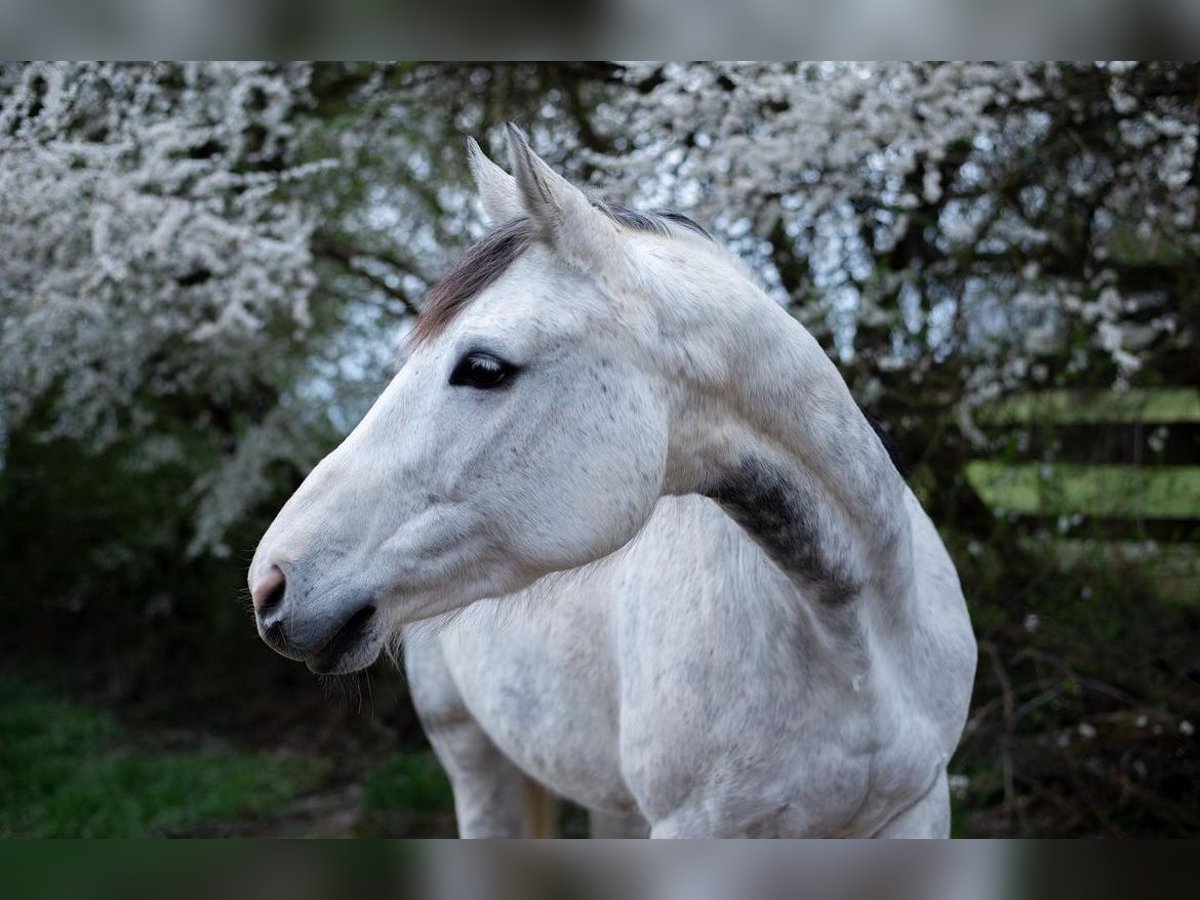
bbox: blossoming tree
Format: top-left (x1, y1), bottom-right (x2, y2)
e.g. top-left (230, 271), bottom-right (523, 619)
top-left (2, 61), bottom-right (1195, 556)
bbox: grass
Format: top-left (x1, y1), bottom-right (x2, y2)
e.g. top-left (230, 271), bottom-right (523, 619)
top-left (965, 462), bottom-right (1200, 519)
top-left (361, 751), bottom-right (453, 814)
top-left (0, 676), bottom-right (329, 837)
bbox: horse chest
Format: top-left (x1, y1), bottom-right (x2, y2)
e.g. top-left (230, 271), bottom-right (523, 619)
top-left (442, 591), bottom-right (936, 836)
top-left (439, 598), bottom-right (638, 814)
top-left (419, 497), bottom-right (961, 836)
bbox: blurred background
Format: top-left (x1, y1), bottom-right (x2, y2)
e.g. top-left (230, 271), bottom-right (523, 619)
top-left (0, 61), bottom-right (1197, 838)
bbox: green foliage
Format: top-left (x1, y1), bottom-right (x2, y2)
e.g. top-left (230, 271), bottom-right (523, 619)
top-left (0, 404), bottom-right (296, 648)
top-left (948, 526), bottom-right (1200, 836)
top-left (361, 751), bottom-right (453, 814)
top-left (0, 677), bottom-right (328, 837)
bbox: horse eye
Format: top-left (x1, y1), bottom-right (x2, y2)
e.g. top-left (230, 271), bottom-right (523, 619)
top-left (449, 351), bottom-right (516, 389)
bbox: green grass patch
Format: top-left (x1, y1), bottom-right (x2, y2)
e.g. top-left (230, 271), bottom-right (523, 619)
top-left (966, 462), bottom-right (1200, 519)
top-left (980, 387), bottom-right (1200, 425)
top-left (0, 677), bottom-right (328, 837)
top-left (361, 751), bottom-right (452, 814)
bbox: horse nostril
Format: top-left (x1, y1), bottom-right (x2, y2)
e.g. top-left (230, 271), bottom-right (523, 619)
top-left (253, 565), bottom-right (287, 617)
top-left (262, 580), bottom-right (285, 614)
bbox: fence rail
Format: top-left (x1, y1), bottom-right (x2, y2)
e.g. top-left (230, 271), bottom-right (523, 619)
top-left (966, 388), bottom-right (1200, 602)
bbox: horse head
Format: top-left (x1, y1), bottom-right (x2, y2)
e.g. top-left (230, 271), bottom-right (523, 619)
top-left (248, 127), bottom-right (700, 673)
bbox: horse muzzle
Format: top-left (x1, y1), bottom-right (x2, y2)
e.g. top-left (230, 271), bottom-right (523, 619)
top-left (251, 563), bottom-right (381, 674)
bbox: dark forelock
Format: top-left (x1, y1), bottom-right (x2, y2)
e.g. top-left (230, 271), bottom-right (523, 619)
top-left (406, 207), bottom-right (710, 348)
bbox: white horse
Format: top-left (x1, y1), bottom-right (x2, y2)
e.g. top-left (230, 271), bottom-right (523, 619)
top-left (248, 126), bottom-right (977, 838)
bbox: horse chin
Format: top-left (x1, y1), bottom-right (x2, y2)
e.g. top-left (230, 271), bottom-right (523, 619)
top-left (304, 632), bottom-right (384, 675)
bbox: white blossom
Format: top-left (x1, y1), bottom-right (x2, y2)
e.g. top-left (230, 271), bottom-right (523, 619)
top-left (1, 63), bottom-right (322, 445)
top-left (0, 63), bottom-right (329, 552)
top-left (588, 62), bottom-right (1192, 416)
top-left (4, 62), bottom-right (1195, 555)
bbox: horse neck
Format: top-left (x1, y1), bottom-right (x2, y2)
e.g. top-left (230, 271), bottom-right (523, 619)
top-left (653, 263), bottom-right (916, 618)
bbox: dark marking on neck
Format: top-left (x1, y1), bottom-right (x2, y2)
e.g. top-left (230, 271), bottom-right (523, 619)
top-left (705, 456), bottom-right (860, 605)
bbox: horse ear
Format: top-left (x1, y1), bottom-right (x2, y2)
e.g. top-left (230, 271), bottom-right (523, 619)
top-left (467, 137), bottom-right (524, 226)
top-left (504, 123), bottom-right (621, 275)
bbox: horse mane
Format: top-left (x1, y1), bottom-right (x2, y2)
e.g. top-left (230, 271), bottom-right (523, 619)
top-left (406, 206), bottom-right (710, 349)
top-left (407, 217), bottom-right (535, 349)
top-left (862, 410), bottom-right (908, 479)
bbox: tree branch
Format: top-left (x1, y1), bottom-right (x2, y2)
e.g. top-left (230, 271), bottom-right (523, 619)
top-left (313, 233), bottom-right (423, 317)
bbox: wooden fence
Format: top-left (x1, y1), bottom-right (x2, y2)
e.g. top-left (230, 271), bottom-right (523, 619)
top-left (966, 388), bottom-right (1200, 602)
